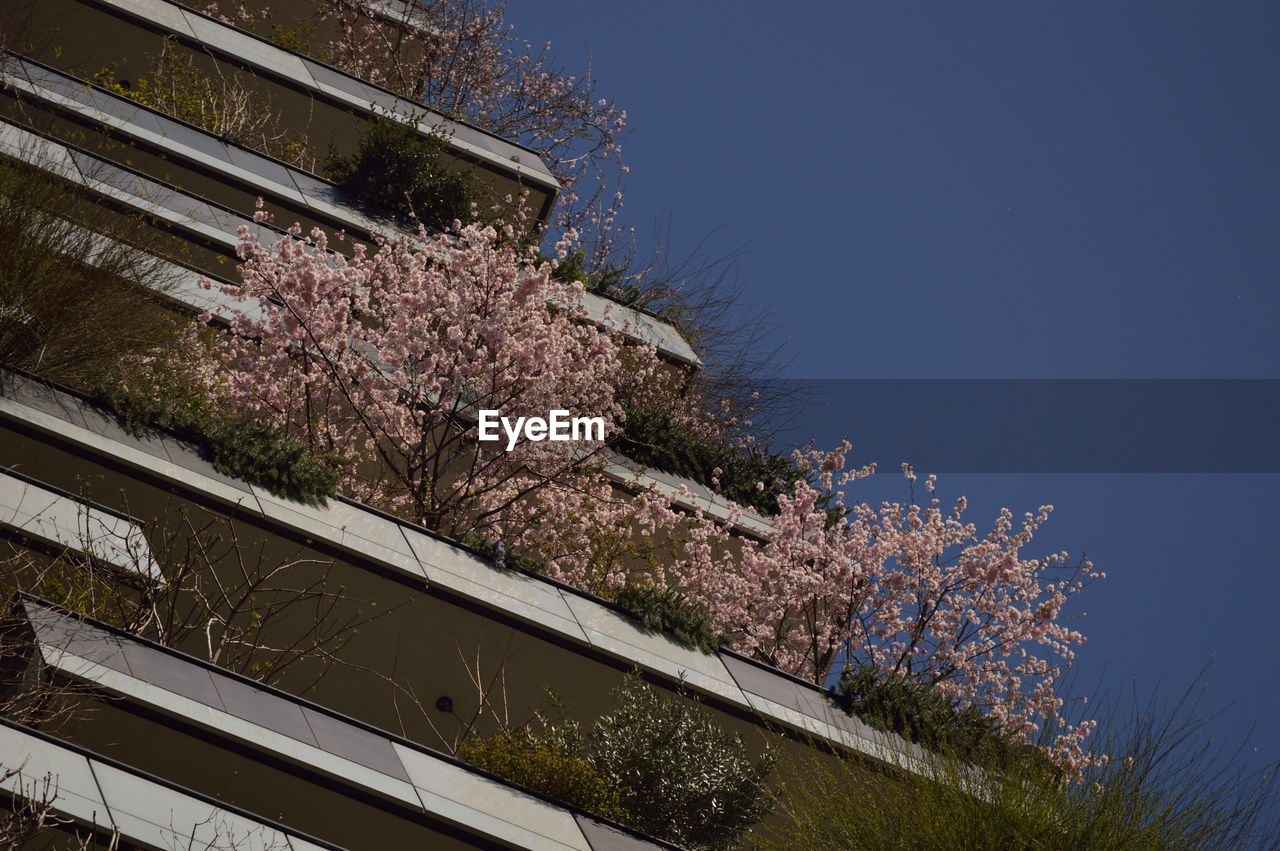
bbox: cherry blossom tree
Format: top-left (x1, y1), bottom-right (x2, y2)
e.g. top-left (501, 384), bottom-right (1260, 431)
top-left (197, 212), bottom-right (657, 538)
top-left (192, 210), bottom-right (1102, 768)
top-left (663, 442), bottom-right (1103, 770)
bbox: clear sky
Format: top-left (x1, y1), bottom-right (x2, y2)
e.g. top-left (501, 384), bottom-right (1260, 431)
top-left (502, 1), bottom-right (1280, 781)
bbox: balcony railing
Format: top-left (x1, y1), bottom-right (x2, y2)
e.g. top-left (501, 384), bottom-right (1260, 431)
top-left (0, 715), bottom-right (344, 850)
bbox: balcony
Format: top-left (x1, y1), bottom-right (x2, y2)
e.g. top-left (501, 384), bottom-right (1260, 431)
top-left (6, 597), bottom-right (669, 849)
top-left (0, 54), bottom-right (701, 365)
top-left (6, 0), bottom-right (560, 224)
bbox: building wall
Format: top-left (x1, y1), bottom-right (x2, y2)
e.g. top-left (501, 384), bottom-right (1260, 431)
top-left (0, 2), bottom-right (935, 846)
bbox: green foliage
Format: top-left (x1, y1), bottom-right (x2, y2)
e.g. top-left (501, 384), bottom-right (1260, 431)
top-left (611, 584), bottom-right (725, 654)
top-left (27, 558), bottom-right (142, 632)
top-left (92, 40), bottom-right (310, 167)
top-left (765, 674), bottom-right (1280, 850)
top-left (97, 375), bottom-right (339, 505)
top-left (611, 406), bottom-right (801, 516)
top-left (458, 675), bottom-right (774, 848)
top-left (0, 158), bottom-right (178, 386)
top-left (216, 7), bottom-right (316, 55)
top-left (553, 249), bottom-right (640, 303)
top-left (761, 736), bottom-right (1062, 850)
top-left (323, 116), bottom-right (475, 231)
top-left (588, 265), bottom-right (641, 305)
top-left (550, 248), bottom-right (588, 284)
top-left (266, 21), bottom-right (317, 55)
top-left (836, 665), bottom-right (1024, 769)
top-left (457, 530), bottom-right (546, 575)
top-left (458, 724), bottom-right (627, 823)
top-left (590, 673), bottom-right (775, 850)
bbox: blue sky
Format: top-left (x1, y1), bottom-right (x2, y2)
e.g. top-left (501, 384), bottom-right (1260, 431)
top-left (502, 1), bottom-right (1280, 780)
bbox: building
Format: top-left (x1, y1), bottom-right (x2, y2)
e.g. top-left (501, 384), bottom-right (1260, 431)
top-left (0, 1), bottom-right (929, 847)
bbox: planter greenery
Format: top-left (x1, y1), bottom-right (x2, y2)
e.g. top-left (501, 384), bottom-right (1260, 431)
top-left (611, 584), bottom-right (725, 654)
top-left (764, 672), bottom-right (1280, 850)
top-left (552, 249), bottom-right (641, 305)
top-left (453, 538), bottom-right (723, 654)
top-left (458, 723), bottom-right (627, 823)
top-left (835, 665), bottom-right (1025, 769)
top-left (94, 39), bottom-right (310, 167)
top-left (611, 406), bottom-right (802, 517)
top-left (323, 116), bottom-right (475, 231)
top-left (457, 531), bottom-right (546, 576)
top-left (459, 673), bottom-right (774, 850)
top-left (98, 375), bottom-right (340, 505)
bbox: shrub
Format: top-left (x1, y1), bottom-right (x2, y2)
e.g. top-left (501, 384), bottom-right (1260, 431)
top-left (458, 674), bottom-right (774, 848)
top-left (97, 370), bottom-right (340, 505)
top-left (0, 158), bottom-right (178, 386)
top-left (94, 38), bottom-right (309, 167)
top-left (764, 673), bottom-right (1280, 850)
top-left (457, 531), bottom-right (546, 575)
top-left (610, 406), bottom-right (802, 516)
top-left (835, 665), bottom-right (1024, 769)
top-left (458, 724), bottom-right (626, 823)
top-left (589, 673), bottom-right (775, 850)
top-left (611, 584), bottom-right (725, 654)
top-left (553, 249), bottom-right (640, 305)
top-left (761, 733), bottom-right (1060, 850)
top-left (29, 556), bottom-right (144, 633)
top-left (323, 116), bottom-right (475, 230)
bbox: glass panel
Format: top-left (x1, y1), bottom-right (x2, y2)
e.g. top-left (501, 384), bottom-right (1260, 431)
top-left (0, 370), bottom-right (91, 430)
top-left (304, 60), bottom-right (399, 112)
top-left (0, 725), bottom-right (113, 830)
top-left (394, 743), bottom-right (590, 850)
top-left (92, 761), bottom-right (293, 851)
top-left (24, 601), bottom-right (133, 675)
top-left (224, 143), bottom-right (299, 190)
top-left (299, 707), bottom-right (409, 782)
top-left (574, 814), bottom-right (659, 851)
top-left (561, 592), bottom-right (745, 705)
top-left (119, 643), bottom-right (225, 709)
top-left (210, 675), bottom-right (320, 747)
top-left (147, 116), bottom-right (234, 164)
top-left (720, 652), bottom-right (834, 720)
top-left (181, 11), bottom-right (313, 85)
